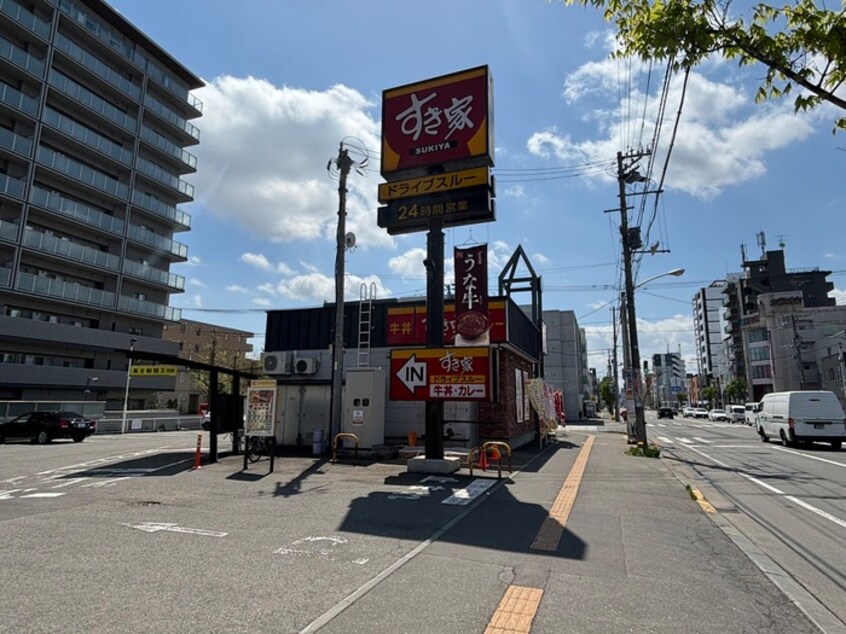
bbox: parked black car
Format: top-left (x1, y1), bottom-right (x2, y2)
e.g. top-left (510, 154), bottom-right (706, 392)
top-left (657, 407), bottom-right (675, 419)
top-left (0, 411), bottom-right (97, 444)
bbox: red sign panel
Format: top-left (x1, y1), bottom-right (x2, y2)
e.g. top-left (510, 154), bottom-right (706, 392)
top-left (454, 244), bottom-right (489, 345)
top-left (390, 347), bottom-right (491, 401)
top-left (381, 66), bottom-right (494, 178)
top-left (386, 302), bottom-right (506, 346)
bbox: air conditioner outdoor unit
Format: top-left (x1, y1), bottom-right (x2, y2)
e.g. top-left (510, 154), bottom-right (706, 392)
top-left (294, 356), bottom-right (318, 375)
top-left (261, 351), bottom-right (290, 375)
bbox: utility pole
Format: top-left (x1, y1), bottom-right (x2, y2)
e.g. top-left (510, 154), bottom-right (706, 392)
top-left (330, 144), bottom-right (353, 450)
top-left (611, 305), bottom-right (619, 422)
top-left (617, 149), bottom-right (649, 446)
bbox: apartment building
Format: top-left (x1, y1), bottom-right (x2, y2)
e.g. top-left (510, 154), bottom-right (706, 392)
top-left (0, 0), bottom-right (202, 406)
top-left (693, 279), bottom-right (731, 386)
top-left (651, 352), bottom-right (686, 407)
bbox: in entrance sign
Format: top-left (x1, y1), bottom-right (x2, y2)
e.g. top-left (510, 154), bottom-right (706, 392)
top-left (390, 347), bottom-right (491, 402)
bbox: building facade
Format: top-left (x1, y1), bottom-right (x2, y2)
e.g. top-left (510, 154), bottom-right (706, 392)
top-left (0, 0), bottom-right (202, 406)
top-left (541, 310), bottom-right (589, 422)
top-left (651, 352), bottom-right (686, 407)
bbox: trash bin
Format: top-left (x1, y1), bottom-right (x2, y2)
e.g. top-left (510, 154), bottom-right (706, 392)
top-left (312, 429), bottom-right (324, 455)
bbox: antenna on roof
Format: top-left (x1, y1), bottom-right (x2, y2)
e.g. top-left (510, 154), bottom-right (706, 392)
top-left (757, 231), bottom-right (767, 255)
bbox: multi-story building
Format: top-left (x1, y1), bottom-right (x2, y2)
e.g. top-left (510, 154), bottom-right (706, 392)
top-left (0, 0), bottom-right (202, 407)
top-left (542, 310), bottom-right (590, 421)
top-left (651, 352), bottom-right (686, 407)
top-left (814, 330), bottom-right (846, 409)
top-left (693, 279), bottom-right (731, 389)
top-left (161, 319), bottom-right (254, 413)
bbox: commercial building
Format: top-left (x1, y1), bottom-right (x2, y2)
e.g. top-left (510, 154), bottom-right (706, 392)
top-left (542, 309), bottom-right (590, 422)
top-left (0, 0), bottom-right (202, 406)
top-left (651, 352), bottom-right (686, 407)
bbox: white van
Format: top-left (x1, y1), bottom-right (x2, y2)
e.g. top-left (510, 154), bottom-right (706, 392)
top-left (728, 405), bottom-right (746, 424)
top-left (744, 402), bottom-right (760, 426)
top-left (756, 391), bottom-right (846, 449)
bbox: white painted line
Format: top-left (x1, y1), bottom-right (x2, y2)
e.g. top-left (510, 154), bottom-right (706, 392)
top-left (35, 447), bottom-right (172, 476)
top-left (771, 446), bottom-right (846, 469)
top-left (81, 477), bottom-right (134, 488)
top-left (19, 492), bottom-right (66, 499)
top-left (123, 522), bottom-right (227, 537)
top-left (679, 437), bottom-right (694, 444)
top-left (50, 477), bottom-right (87, 489)
top-left (693, 437), bottom-right (712, 444)
top-left (442, 478), bottom-right (496, 505)
top-left (0, 489), bottom-right (22, 500)
top-left (785, 496), bottom-right (846, 529)
top-left (656, 436), bottom-right (674, 445)
top-left (740, 474), bottom-right (786, 495)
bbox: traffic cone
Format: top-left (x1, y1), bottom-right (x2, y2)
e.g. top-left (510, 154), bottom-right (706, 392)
top-left (490, 446), bottom-right (500, 461)
top-left (479, 447), bottom-right (488, 470)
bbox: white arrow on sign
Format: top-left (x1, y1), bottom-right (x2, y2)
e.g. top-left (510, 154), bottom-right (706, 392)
top-left (123, 522), bottom-right (227, 537)
top-left (398, 354), bottom-right (427, 393)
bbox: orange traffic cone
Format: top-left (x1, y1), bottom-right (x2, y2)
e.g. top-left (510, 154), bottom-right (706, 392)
top-left (490, 446), bottom-right (500, 461)
top-left (478, 447), bottom-right (488, 470)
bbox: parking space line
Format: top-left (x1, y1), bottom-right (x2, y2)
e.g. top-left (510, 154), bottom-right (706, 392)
top-left (485, 585), bottom-right (544, 634)
top-left (530, 435), bottom-right (595, 552)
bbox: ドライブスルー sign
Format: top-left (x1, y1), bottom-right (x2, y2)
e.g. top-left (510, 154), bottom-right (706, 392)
top-left (390, 347), bottom-right (491, 401)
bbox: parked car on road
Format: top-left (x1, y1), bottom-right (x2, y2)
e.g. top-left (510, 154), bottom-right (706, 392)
top-left (693, 408), bottom-right (709, 419)
top-left (682, 406), bottom-right (694, 417)
top-left (728, 405), bottom-right (746, 423)
top-left (757, 391), bottom-right (845, 449)
top-left (708, 409), bottom-right (729, 421)
top-left (657, 407), bottom-right (675, 419)
top-left (745, 402), bottom-right (760, 426)
top-left (0, 411), bottom-right (97, 444)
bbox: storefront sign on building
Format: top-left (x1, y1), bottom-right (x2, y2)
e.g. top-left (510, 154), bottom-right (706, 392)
top-left (454, 244), bottom-right (489, 345)
top-left (390, 347), bottom-right (491, 401)
top-left (386, 302), bottom-right (506, 345)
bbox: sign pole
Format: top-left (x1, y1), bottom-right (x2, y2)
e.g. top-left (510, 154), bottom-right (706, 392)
top-left (425, 218), bottom-right (445, 460)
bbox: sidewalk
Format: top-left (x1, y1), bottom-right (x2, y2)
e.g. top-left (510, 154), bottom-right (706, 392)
top-left (308, 427), bottom-right (818, 633)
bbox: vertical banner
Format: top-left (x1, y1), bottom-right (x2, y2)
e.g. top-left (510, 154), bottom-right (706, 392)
top-left (454, 244), bottom-right (489, 346)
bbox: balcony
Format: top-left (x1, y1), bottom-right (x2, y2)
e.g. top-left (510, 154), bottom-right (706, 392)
top-left (56, 0), bottom-right (136, 65)
top-left (48, 70), bottom-right (137, 132)
top-left (140, 54), bottom-right (203, 116)
top-left (131, 190), bottom-right (190, 229)
top-left (36, 145), bottom-right (130, 200)
top-left (0, 265), bottom-right (10, 286)
top-left (16, 270), bottom-right (116, 308)
top-left (136, 157), bottom-right (194, 199)
top-left (29, 185), bottom-right (124, 235)
top-left (122, 259), bottom-right (185, 290)
top-left (0, 34), bottom-right (44, 78)
top-left (143, 94), bottom-right (200, 142)
top-left (0, 80), bottom-right (37, 116)
top-left (54, 33), bottom-right (141, 101)
top-left (118, 294), bottom-right (181, 322)
top-left (126, 224), bottom-right (188, 259)
top-left (140, 125), bottom-right (197, 170)
top-left (0, 0), bottom-right (52, 40)
top-left (43, 107), bottom-right (133, 165)
top-left (0, 217), bottom-right (19, 241)
top-left (0, 125), bottom-right (32, 157)
top-left (22, 227), bottom-right (120, 270)
top-left (0, 172), bottom-right (26, 199)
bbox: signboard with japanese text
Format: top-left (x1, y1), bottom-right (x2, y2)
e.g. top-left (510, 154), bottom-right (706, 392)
top-left (454, 244), bottom-right (489, 346)
top-left (378, 167), bottom-right (491, 203)
top-left (386, 301), bottom-right (506, 346)
top-left (381, 66), bottom-right (494, 179)
top-left (390, 347), bottom-right (491, 402)
top-left (377, 186), bottom-right (494, 236)
top-left (130, 365), bottom-right (178, 377)
top-left (245, 385), bottom-right (276, 437)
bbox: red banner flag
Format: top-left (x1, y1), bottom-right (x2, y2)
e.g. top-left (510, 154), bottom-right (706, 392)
top-left (454, 244), bottom-right (489, 346)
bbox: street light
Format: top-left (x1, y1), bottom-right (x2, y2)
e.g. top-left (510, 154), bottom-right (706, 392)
top-left (84, 376), bottom-right (98, 400)
top-left (624, 268), bottom-right (685, 445)
top-left (121, 338), bottom-right (136, 434)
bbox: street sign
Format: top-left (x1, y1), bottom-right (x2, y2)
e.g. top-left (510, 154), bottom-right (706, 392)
top-left (390, 347), bottom-right (491, 401)
top-left (377, 186), bottom-right (494, 236)
top-left (378, 166), bottom-right (491, 203)
top-left (130, 365), bottom-right (177, 376)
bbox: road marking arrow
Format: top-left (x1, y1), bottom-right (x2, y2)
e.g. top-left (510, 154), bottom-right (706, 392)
top-left (398, 354), bottom-right (427, 393)
top-left (123, 522), bottom-right (227, 537)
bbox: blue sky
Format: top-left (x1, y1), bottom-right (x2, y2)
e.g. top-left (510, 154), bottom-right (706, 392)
top-left (109, 0), bottom-right (845, 373)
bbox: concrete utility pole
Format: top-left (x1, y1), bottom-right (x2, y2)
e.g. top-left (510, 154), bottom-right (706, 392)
top-left (611, 305), bottom-right (619, 422)
top-left (330, 144), bottom-right (353, 449)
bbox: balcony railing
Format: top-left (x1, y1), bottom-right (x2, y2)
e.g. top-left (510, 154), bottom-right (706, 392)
top-left (118, 294), bottom-right (180, 321)
top-left (0, 265), bottom-right (10, 286)
top-left (43, 107), bottom-right (132, 165)
top-left (122, 259), bottom-right (185, 290)
top-left (141, 54), bottom-right (203, 115)
top-left (0, 0), bottom-right (52, 39)
top-left (0, 125), bottom-right (32, 157)
top-left (0, 172), bottom-right (26, 199)
top-left (48, 70), bottom-right (137, 132)
top-left (16, 270), bottom-right (116, 308)
top-left (0, 34), bottom-right (44, 77)
top-left (36, 145), bottom-right (129, 199)
top-left (143, 94), bottom-right (200, 141)
top-left (56, 0), bottom-right (135, 64)
top-left (136, 157), bottom-right (194, 198)
top-left (54, 33), bottom-right (141, 101)
top-left (131, 190), bottom-right (190, 228)
top-left (23, 227), bottom-right (120, 270)
top-left (126, 224), bottom-right (188, 259)
top-left (29, 185), bottom-right (124, 235)
top-left (0, 217), bottom-right (18, 241)
top-left (0, 80), bottom-right (38, 115)
top-left (140, 126), bottom-right (197, 170)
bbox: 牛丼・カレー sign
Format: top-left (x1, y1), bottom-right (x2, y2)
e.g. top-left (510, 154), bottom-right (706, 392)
top-left (390, 347), bottom-right (491, 402)
top-left (381, 66), bottom-right (494, 179)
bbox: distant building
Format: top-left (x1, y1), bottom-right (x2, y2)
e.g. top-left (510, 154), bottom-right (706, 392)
top-left (651, 352), bottom-right (686, 406)
top-left (814, 330), bottom-right (846, 409)
top-left (0, 0), bottom-right (202, 406)
top-left (693, 279), bottom-right (733, 396)
top-left (542, 310), bottom-right (589, 421)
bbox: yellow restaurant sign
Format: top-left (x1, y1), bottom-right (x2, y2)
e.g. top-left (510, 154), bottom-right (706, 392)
top-left (131, 365), bottom-right (178, 377)
top-left (377, 166), bottom-right (490, 203)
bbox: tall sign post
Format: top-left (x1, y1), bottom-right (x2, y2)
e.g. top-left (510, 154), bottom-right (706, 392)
top-left (380, 66), bottom-right (495, 462)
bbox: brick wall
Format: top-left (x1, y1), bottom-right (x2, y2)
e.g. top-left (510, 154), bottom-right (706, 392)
top-left (479, 349), bottom-right (536, 440)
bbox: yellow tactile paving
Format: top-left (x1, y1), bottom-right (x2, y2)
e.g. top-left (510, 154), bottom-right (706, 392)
top-left (693, 489), bottom-right (716, 513)
top-left (530, 434), bottom-right (595, 551)
top-left (485, 585), bottom-right (544, 634)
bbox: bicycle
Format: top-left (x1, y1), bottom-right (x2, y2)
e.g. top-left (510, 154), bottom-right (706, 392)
top-left (245, 435), bottom-right (274, 463)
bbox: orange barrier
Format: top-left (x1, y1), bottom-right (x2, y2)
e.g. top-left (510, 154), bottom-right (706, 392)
top-left (192, 433), bottom-right (202, 470)
top-left (469, 441), bottom-right (512, 479)
top-left (331, 432), bottom-right (359, 465)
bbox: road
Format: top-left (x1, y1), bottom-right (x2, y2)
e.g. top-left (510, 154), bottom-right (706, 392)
top-left (648, 411), bottom-right (846, 630)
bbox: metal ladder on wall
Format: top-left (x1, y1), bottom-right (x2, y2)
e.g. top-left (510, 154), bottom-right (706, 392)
top-left (357, 282), bottom-right (376, 368)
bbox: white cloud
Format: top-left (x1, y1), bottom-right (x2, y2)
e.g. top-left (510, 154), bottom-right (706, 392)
top-left (389, 248), bottom-right (427, 279)
top-left (227, 284), bottom-right (251, 293)
top-left (823, 253), bottom-right (842, 260)
top-left (190, 294), bottom-right (203, 308)
top-left (193, 76), bottom-right (390, 249)
top-left (533, 253), bottom-right (551, 266)
top-left (830, 288), bottom-right (846, 305)
top-left (252, 297), bottom-right (272, 307)
top-left (504, 184), bottom-right (525, 198)
top-left (240, 252), bottom-right (294, 275)
top-left (186, 256), bottom-right (201, 266)
top-left (188, 279), bottom-right (207, 288)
